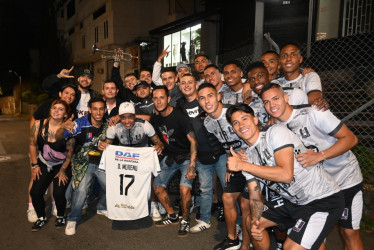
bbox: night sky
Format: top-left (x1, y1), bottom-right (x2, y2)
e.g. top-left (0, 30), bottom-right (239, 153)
top-left (0, 0), bottom-right (43, 83)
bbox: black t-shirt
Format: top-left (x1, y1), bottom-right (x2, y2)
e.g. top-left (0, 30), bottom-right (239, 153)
top-left (134, 98), bottom-right (154, 115)
top-left (182, 99), bottom-right (210, 152)
top-left (150, 108), bottom-right (193, 156)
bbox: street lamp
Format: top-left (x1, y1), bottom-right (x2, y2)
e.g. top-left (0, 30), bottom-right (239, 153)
top-left (9, 70), bottom-right (22, 114)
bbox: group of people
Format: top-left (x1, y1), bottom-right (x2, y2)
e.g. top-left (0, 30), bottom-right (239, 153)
top-left (26, 41), bottom-right (364, 250)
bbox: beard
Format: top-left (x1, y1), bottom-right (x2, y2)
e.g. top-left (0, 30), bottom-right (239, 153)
top-left (79, 82), bottom-right (91, 90)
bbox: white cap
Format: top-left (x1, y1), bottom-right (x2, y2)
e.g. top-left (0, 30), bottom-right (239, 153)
top-left (118, 102), bottom-right (135, 115)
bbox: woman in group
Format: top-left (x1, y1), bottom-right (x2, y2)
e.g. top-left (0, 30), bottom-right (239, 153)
top-left (29, 100), bottom-right (75, 231)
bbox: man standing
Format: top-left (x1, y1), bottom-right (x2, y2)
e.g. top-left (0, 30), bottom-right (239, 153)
top-left (56, 97), bottom-right (108, 236)
top-left (221, 61), bottom-right (245, 105)
top-left (102, 80), bottom-right (122, 120)
top-left (261, 83), bottom-right (364, 250)
top-left (225, 103), bottom-right (344, 250)
top-left (197, 83), bottom-right (251, 250)
top-left (159, 68), bottom-right (183, 107)
top-left (203, 64), bottom-right (229, 93)
top-left (150, 86), bottom-right (197, 237)
top-left (176, 74), bottom-right (226, 233)
top-left (42, 67), bottom-right (100, 118)
top-left (133, 81), bottom-right (154, 120)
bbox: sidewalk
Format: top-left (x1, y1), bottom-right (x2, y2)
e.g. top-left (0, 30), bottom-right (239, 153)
top-left (0, 113), bottom-right (30, 122)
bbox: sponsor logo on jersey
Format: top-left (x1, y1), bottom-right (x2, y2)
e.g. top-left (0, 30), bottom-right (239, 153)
top-left (114, 203), bottom-right (135, 209)
top-left (115, 151), bottom-right (140, 160)
top-left (293, 219), bottom-right (305, 232)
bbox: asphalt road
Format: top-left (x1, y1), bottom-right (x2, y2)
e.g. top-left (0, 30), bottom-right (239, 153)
top-left (0, 116), bottom-right (373, 250)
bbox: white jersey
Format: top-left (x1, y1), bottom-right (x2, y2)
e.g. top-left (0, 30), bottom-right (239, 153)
top-left (204, 107), bottom-right (244, 154)
top-left (221, 88), bottom-right (243, 105)
top-left (106, 118), bottom-right (156, 147)
top-left (76, 92), bottom-right (90, 118)
top-left (244, 124), bottom-right (340, 205)
top-left (280, 106), bottom-right (363, 190)
top-left (99, 145), bottom-right (161, 220)
top-left (276, 72), bottom-right (322, 95)
top-left (249, 93), bottom-right (269, 125)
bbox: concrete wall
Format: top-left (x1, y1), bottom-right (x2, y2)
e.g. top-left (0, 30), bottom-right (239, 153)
top-left (0, 96), bottom-right (16, 115)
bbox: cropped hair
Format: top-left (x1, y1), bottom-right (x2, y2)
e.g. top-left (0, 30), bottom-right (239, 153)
top-left (226, 103), bottom-right (255, 124)
top-left (88, 97), bottom-right (106, 108)
top-left (204, 64), bottom-right (221, 73)
top-left (152, 85), bottom-right (169, 98)
top-left (261, 50), bottom-right (279, 59)
top-left (197, 82), bottom-right (217, 93)
top-left (223, 60), bottom-right (243, 71)
top-left (259, 83), bottom-right (284, 98)
top-left (246, 61), bottom-right (267, 74)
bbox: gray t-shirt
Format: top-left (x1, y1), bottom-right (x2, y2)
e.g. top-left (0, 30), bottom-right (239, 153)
top-left (280, 106), bottom-right (363, 190)
top-left (106, 118), bottom-right (156, 147)
top-left (244, 124), bottom-right (340, 205)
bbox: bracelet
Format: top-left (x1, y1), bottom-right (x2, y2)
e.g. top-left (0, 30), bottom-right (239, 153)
top-left (31, 165), bottom-right (39, 169)
top-left (321, 151), bottom-right (327, 161)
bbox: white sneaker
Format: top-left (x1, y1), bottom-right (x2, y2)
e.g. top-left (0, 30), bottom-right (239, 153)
top-left (190, 220), bottom-right (211, 233)
top-left (51, 204), bottom-right (57, 217)
top-left (27, 208), bottom-right (38, 223)
top-left (151, 203), bottom-right (162, 222)
top-left (157, 202), bottom-right (166, 215)
top-left (97, 210), bottom-right (108, 217)
top-left (65, 221), bottom-right (76, 235)
top-left (236, 223), bottom-right (242, 241)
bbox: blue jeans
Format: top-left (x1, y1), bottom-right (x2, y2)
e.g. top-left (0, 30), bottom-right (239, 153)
top-left (196, 154), bottom-right (227, 223)
top-left (67, 163), bottom-right (106, 222)
top-left (154, 157), bottom-right (194, 188)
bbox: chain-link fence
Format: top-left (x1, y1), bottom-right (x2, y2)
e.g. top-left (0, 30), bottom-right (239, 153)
top-left (217, 32), bottom-right (374, 186)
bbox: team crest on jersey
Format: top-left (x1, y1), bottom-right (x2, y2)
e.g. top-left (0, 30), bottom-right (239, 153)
top-left (293, 219), bottom-right (305, 232)
top-left (263, 205), bottom-right (268, 212)
top-left (341, 208), bottom-right (349, 220)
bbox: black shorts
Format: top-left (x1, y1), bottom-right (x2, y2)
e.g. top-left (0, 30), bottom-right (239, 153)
top-left (224, 171), bottom-right (249, 199)
top-left (262, 191), bottom-right (344, 250)
top-left (339, 182), bottom-right (363, 230)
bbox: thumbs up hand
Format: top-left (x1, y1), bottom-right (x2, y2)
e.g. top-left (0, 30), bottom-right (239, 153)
top-left (61, 114), bottom-right (75, 134)
top-left (227, 147), bottom-right (241, 172)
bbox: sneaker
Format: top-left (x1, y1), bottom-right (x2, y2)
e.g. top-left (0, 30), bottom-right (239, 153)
top-left (213, 237), bottom-right (240, 250)
top-left (217, 205), bottom-right (225, 222)
top-left (151, 203), bottom-right (162, 222)
top-left (31, 217), bottom-right (47, 232)
top-left (177, 219), bottom-right (190, 238)
top-left (97, 210), bottom-right (108, 217)
top-left (190, 220), bottom-right (211, 233)
top-left (27, 208), bottom-right (38, 223)
top-left (236, 223), bottom-right (242, 241)
top-left (157, 202), bottom-right (166, 215)
top-left (154, 214), bottom-right (179, 227)
top-left (55, 216), bottom-right (66, 229)
top-left (51, 204), bottom-right (57, 217)
top-left (65, 221), bottom-right (76, 235)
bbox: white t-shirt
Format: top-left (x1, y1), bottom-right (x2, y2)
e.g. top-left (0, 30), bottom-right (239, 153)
top-left (244, 124), bottom-right (340, 205)
top-left (99, 145), bottom-right (161, 220)
top-left (277, 72), bottom-right (322, 95)
top-left (77, 92), bottom-right (90, 118)
top-left (280, 106), bottom-right (363, 190)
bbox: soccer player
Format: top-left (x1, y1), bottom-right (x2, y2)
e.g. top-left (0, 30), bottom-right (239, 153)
top-left (261, 83), bottom-right (364, 250)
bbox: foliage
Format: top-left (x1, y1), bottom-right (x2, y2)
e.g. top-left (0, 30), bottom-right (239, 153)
top-left (352, 146), bottom-right (374, 184)
top-left (22, 82), bottom-right (48, 104)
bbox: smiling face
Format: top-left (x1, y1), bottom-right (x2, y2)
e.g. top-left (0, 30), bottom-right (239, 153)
top-left (179, 75), bottom-right (197, 98)
top-left (50, 103), bottom-right (67, 120)
top-left (230, 110), bottom-right (259, 145)
top-left (223, 64), bottom-right (243, 89)
top-left (139, 70), bottom-right (152, 84)
top-left (124, 75), bottom-right (138, 90)
top-left (59, 87), bottom-right (76, 105)
top-left (247, 67), bottom-right (270, 95)
top-left (261, 53), bottom-right (280, 80)
top-left (280, 45), bottom-right (303, 79)
top-left (177, 67), bottom-right (191, 81)
top-left (88, 101), bottom-right (106, 123)
top-left (77, 75), bottom-right (93, 90)
top-left (102, 82), bottom-right (118, 100)
top-left (261, 87), bottom-right (291, 122)
top-left (198, 86), bottom-right (222, 118)
top-left (204, 67), bottom-right (223, 90)
top-left (135, 85), bottom-right (151, 99)
top-left (120, 113), bottom-right (136, 130)
top-left (161, 71), bottom-right (177, 90)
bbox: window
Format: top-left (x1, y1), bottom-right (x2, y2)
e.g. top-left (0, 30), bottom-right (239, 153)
top-left (104, 20), bottom-right (109, 39)
top-left (67, 0), bottom-right (75, 20)
top-left (82, 35), bottom-right (85, 49)
top-left (162, 23), bottom-right (201, 67)
top-left (95, 26), bottom-right (99, 43)
top-left (93, 5), bottom-right (106, 20)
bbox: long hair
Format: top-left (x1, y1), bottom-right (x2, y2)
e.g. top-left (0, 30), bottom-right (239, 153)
top-left (38, 99), bottom-right (70, 138)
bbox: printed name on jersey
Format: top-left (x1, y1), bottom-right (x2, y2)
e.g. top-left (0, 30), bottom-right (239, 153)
top-left (222, 140), bottom-right (242, 150)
